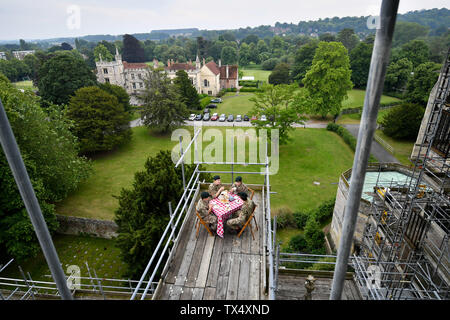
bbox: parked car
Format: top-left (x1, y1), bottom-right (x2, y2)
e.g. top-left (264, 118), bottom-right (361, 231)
top-left (188, 114), bottom-right (196, 121)
top-left (260, 115), bottom-right (267, 121)
top-left (236, 115), bottom-right (242, 122)
top-left (203, 113), bottom-right (210, 121)
top-left (210, 98), bottom-right (222, 103)
top-left (227, 114), bottom-right (234, 122)
top-left (219, 114), bottom-right (226, 122)
top-left (211, 113), bottom-right (219, 121)
top-left (203, 108), bottom-right (210, 114)
top-left (251, 115), bottom-right (258, 121)
top-left (244, 115), bottom-right (250, 121)
top-left (207, 104), bottom-right (218, 108)
top-left (195, 114), bottom-right (203, 121)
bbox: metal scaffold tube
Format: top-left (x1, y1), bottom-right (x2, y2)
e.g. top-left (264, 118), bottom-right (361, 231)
top-left (0, 98), bottom-right (73, 300)
top-left (330, 0), bottom-right (400, 300)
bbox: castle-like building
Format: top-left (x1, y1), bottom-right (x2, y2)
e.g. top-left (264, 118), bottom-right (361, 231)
top-left (95, 48), bottom-right (238, 103)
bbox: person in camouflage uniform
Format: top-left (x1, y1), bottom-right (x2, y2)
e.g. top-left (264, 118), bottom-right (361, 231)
top-left (226, 192), bottom-right (255, 233)
top-left (209, 175), bottom-right (225, 198)
top-left (196, 191), bottom-right (217, 232)
top-left (230, 176), bottom-right (249, 196)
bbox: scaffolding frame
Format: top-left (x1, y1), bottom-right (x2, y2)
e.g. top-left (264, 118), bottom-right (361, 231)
top-left (354, 48), bottom-right (450, 300)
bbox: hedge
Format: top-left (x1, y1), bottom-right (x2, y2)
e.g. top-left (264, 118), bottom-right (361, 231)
top-left (326, 123), bottom-right (378, 162)
top-left (239, 87), bottom-right (263, 93)
top-left (238, 80), bottom-right (261, 87)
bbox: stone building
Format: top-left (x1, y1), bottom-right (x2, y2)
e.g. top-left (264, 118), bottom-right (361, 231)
top-left (12, 50), bottom-right (35, 60)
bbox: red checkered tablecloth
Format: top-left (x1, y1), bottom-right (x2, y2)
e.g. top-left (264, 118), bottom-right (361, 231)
top-left (210, 193), bottom-right (244, 238)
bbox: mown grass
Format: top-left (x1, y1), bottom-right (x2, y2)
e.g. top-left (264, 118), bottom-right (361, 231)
top-left (1, 235), bottom-right (127, 286)
top-left (375, 130), bottom-right (415, 166)
top-left (240, 67), bottom-right (271, 82)
top-left (12, 80), bottom-right (36, 91)
top-left (56, 126), bottom-right (355, 221)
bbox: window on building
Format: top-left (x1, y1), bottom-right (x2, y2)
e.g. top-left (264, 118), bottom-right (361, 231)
top-left (131, 73), bottom-right (135, 80)
top-left (105, 78), bottom-right (110, 83)
top-left (103, 68), bottom-right (108, 74)
top-left (140, 82), bottom-right (143, 88)
top-left (432, 109), bottom-right (450, 158)
top-left (204, 79), bottom-right (209, 87)
top-left (138, 73), bottom-right (142, 80)
top-left (132, 82), bottom-right (136, 89)
top-left (208, 90), bottom-right (212, 95)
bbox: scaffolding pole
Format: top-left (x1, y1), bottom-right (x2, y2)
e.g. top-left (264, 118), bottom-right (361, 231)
top-left (0, 98), bottom-right (73, 300)
top-left (330, 0), bottom-right (399, 300)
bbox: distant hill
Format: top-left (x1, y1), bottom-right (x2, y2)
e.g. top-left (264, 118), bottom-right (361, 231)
top-left (1, 8), bottom-right (448, 44)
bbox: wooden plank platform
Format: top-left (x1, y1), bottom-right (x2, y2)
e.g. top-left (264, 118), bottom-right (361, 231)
top-left (155, 192), bottom-right (267, 300)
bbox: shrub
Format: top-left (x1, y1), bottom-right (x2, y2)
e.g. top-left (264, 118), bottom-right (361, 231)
top-left (304, 218), bottom-right (325, 251)
top-left (238, 80), bottom-right (259, 87)
top-left (381, 103), bottom-right (425, 140)
top-left (288, 234), bottom-right (308, 252)
top-left (293, 211), bottom-right (309, 229)
top-left (314, 198), bottom-right (336, 225)
top-left (274, 207), bottom-right (297, 229)
top-left (200, 96), bottom-right (212, 108)
top-left (239, 87), bottom-right (263, 92)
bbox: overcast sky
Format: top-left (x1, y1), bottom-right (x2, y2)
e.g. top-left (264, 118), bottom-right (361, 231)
top-left (0, 0), bottom-right (448, 41)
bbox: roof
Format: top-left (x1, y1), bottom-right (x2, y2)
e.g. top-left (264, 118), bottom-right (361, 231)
top-left (219, 65), bottom-right (238, 80)
top-left (123, 61), bottom-right (149, 70)
top-left (205, 61), bottom-right (220, 75)
top-left (165, 63), bottom-right (196, 72)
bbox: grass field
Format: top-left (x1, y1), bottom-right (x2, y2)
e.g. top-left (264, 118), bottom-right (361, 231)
top-left (56, 126), bottom-right (355, 221)
top-left (12, 80), bottom-right (37, 91)
top-left (1, 234), bottom-right (127, 285)
top-left (240, 67), bottom-right (271, 82)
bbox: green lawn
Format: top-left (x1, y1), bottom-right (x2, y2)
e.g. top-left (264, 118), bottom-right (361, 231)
top-left (240, 67), bottom-right (271, 82)
top-left (375, 130), bottom-right (415, 166)
top-left (0, 234), bottom-right (127, 287)
top-left (12, 80), bottom-right (36, 91)
top-left (215, 93), bottom-right (255, 116)
top-left (56, 126), bottom-right (354, 221)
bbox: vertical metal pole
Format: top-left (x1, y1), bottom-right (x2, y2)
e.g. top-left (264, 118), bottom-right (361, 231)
top-left (19, 266), bottom-right (35, 300)
top-left (0, 99), bottom-right (73, 300)
top-left (330, 0), bottom-right (399, 300)
top-left (168, 201), bottom-right (175, 234)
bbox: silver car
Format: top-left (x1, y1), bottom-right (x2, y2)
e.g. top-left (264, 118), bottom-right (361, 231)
top-left (236, 114), bottom-right (242, 122)
top-left (260, 115), bottom-right (267, 121)
top-left (188, 113), bottom-right (196, 121)
top-left (219, 113), bottom-right (226, 122)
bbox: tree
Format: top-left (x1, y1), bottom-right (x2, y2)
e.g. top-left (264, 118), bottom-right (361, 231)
top-left (261, 58), bottom-right (279, 70)
top-left (303, 41), bottom-right (353, 118)
top-left (141, 70), bottom-right (189, 133)
top-left (94, 43), bottom-right (114, 62)
top-left (319, 33), bottom-right (336, 42)
top-left (350, 42), bottom-right (373, 88)
top-left (381, 103), bottom-right (425, 139)
top-left (384, 58), bottom-right (413, 93)
top-left (221, 46), bottom-right (238, 65)
top-left (67, 86), bottom-right (132, 154)
top-left (291, 40), bottom-right (319, 83)
top-left (337, 28), bottom-right (359, 52)
top-left (60, 42), bottom-right (73, 51)
top-left (122, 34), bottom-right (146, 63)
top-left (0, 59), bottom-right (30, 82)
top-left (37, 51), bottom-right (97, 105)
top-left (98, 82), bottom-right (132, 114)
top-left (406, 62), bottom-right (441, 105)
top-left (0, 76), bottom-right (91, 260)
top-left (173, 70), bottom-right (200, 110)
top-left (268, 63), bottom-right (291, 85)
top-left (238, 42), bottom-right (251, 66)
top-left (398, 40), bottom-right (430, 69)
top-left (303, 218), bottom-right (325, 253)
top-left (242, 34), bottom-right (259, 45)
top-left (249, 83), bottom-right (307, 144)
top-left (114, 150), bottom-right (210, 278)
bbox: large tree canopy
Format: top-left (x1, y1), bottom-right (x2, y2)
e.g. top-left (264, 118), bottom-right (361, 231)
top-left (141, 70), bottom-right (189, 133)
top-left (67, 86), bottom-right (132, 154)
top-left (291, 40), bottom-right (319, 84)
top-left (406, 61), bottom-right (441, 105)
top-left (0, 75), bottom-right (91, 260)
top-left (302, 41), bottom-right (353, 118)
top-left (37, 51), bottom-right (97, 105)
top-left (350, 42), bottom-right (373, 88)
top-left (122, 34), bottom-right (146, 63)
top-left (173, 70), bottom-right (201, 111)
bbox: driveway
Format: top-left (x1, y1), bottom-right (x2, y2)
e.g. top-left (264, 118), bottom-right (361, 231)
top-left (343, 124), bottom-right (399, 163)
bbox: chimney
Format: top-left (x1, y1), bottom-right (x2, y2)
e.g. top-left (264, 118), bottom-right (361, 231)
top-left (202, 57), bottom-right (205, 66)
top-left (167, 59), bottom-right (170, 67)
top-left (226, 65), bottom-right (229, 79)
top-left (218, 59), bottom-right (222, 67)
top-left (171, 59), bottom-right (174, 65)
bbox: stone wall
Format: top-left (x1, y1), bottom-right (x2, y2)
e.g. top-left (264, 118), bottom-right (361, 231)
top-left (56, 215), bottom-right (118, 239)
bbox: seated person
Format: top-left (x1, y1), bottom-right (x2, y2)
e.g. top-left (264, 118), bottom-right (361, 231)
top-left (196, 191), bottom-right (217, 232)
top-left (209, 175), bottom-right (225, 198)
top-left (230, 176), bottom-right (253, 198)
top-left (226, 192), bottom-right (255, 233)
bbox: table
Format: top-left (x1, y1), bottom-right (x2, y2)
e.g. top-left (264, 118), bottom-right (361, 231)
top-left (210, 193), bottom-right (244, 238)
